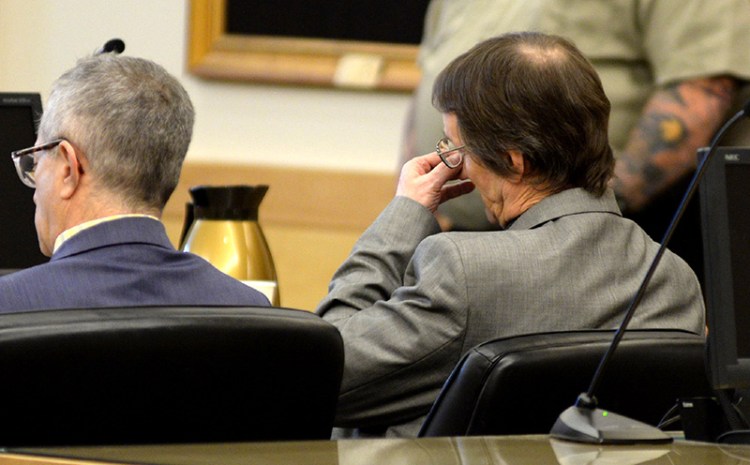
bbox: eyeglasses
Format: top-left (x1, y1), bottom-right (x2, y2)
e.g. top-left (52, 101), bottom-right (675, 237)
top-left (436, 137), bottom-right (465, 168)
top-left (11, 139), bottom-right (64, 188)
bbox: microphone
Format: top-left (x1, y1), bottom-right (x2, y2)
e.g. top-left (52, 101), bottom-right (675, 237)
top-left (95, 38), bottom-right (125, 55)
top-left (549, 99), bottom-right (750, 444)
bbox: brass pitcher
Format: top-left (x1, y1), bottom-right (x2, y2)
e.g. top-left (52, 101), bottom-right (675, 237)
top-left (180, 185), bottom-right (279, 305)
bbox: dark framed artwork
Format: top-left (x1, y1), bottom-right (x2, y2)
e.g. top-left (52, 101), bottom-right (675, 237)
top-left (188, 0), bottom-right (430, 91)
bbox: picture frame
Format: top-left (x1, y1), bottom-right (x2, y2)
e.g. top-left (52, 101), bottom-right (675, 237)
top-left (187, 0), bottom-right (424, 91)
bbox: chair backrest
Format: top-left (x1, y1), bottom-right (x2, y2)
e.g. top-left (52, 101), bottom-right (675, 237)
top-left (0, 306), bottom-right (343, 446)
top-left (419, 329), bottom-right (710, 437)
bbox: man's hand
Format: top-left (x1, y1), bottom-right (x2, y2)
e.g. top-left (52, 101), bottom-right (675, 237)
top-left (396, 152), bottom-right (475, 214)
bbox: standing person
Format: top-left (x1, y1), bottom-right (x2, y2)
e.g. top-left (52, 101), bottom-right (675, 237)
top-left (0, 53), bottom-right (270, 312)
top-left (402, 0), bottom-right (750, 281)
top-left (318, 32), bottom-right (705, 438)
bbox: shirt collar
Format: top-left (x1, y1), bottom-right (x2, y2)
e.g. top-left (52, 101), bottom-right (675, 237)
top-left (53, 214), bottom-right (160, 254)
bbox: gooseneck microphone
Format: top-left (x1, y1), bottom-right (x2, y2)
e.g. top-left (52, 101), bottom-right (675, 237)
top-left (550, 99), bottom-right (750, 444)
top-left (95, 38), bottom-right (125, 55)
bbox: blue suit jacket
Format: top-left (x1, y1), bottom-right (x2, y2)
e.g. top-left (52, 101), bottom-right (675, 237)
top-left (0, 217), bottom-right (270, 313)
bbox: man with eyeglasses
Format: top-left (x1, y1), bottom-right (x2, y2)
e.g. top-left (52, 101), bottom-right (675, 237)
top-left (403, 0), bottom-right (750, 287)
top-left (0, 53), bottom-right (270, 312)
top-left (317, 32), bottom-right (705, 438)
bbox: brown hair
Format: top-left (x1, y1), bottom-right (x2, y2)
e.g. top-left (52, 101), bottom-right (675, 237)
top-left (432, 32), bottom-right (613, 195)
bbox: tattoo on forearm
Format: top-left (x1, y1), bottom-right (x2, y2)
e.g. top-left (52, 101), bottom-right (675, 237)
top-left (664, 84), bottom-right (687, 107)
top-left (642, 164), bottom-right (666, 191)
top-left (614, 76), bottom-right (739, 212)
top-left (695, 78), bottom-right (737, 102)
top-left (638, 113), bottom-right (689, 153)
top-left (663, 79), bottom-right (735, 108)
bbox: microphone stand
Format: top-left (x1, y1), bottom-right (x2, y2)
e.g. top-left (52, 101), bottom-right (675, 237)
top-left (550, 104), bottom-right (749, 444)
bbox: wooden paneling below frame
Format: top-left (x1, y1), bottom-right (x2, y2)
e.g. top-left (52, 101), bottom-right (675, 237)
top-left (163, 162), bottom-right (396, 311)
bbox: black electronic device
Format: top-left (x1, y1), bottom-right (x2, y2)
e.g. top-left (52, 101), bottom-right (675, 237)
top-left (698, 146), bottom-right (750, 443)
top-left (700, 147), bottom-right (750, 392)
top-left (0, 93), bottom-right (49, 274)
top-left (550, 102), bottom-right (750, 444)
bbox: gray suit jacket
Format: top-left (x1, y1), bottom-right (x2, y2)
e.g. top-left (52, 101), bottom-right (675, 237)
top-left (317, 188), bottom-right (705, 437)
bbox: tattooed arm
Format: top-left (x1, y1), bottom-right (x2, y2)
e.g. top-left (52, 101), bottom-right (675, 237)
top-left (612, 76), bottom-right (739, 213)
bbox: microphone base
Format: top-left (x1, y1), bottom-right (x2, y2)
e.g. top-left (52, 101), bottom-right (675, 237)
top-left (550, 406), bottom-right (673, 445)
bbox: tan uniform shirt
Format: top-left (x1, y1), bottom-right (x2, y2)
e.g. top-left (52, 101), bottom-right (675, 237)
top-left (412, 0), bottom-right (750, 229)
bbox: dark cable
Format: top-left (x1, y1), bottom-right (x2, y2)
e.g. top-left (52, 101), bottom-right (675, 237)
top-left (584, 107), bottom-right (749, 403)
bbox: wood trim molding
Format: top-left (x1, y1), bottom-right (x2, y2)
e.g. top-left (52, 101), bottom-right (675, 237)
top-left (187, 0), bottom-right (422, 91)
top-left (165, 162), bottom-right (396, 231)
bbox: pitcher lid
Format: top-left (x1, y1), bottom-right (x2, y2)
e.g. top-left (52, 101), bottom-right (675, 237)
top-left (188, 185), bottom-right (269, 220)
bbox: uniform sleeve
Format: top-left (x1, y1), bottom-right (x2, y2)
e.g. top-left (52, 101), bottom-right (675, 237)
top-left (416, 0), bottom-right (445, 67)
top-left (640, 0), bottom-right (750, 84)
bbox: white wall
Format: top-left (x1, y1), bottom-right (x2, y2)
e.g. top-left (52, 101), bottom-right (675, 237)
top-left (0, 0), bottom-right (409, 173)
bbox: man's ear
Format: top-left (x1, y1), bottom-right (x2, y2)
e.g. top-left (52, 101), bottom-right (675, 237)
top-left (57, 140), bottom-right (84, 199)
top-left (507, 149), bottom-right (526, 183)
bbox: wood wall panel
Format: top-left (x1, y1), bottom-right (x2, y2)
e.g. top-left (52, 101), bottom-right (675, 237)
top-left (163, 162), bottom-right (395, 311)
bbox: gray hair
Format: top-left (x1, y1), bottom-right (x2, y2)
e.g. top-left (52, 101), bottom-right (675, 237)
top-left (39, 54), bottom-right (194, 210)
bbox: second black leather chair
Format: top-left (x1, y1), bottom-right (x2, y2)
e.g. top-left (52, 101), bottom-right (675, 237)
top-left (419, 329), bottom-right (710, 437)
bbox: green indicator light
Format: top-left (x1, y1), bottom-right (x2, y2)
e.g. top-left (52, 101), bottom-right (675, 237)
top-left (602, 411), bottom-right (609, 417)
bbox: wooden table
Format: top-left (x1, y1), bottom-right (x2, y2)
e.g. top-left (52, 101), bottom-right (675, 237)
top-left (4, 435), bottom-right (750, 465)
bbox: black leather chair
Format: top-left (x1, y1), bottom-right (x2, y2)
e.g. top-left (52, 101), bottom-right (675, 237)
top-left (419, 329), bottom-right (711, 437)
top-left (0, 306), bottom-right (343, 446)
